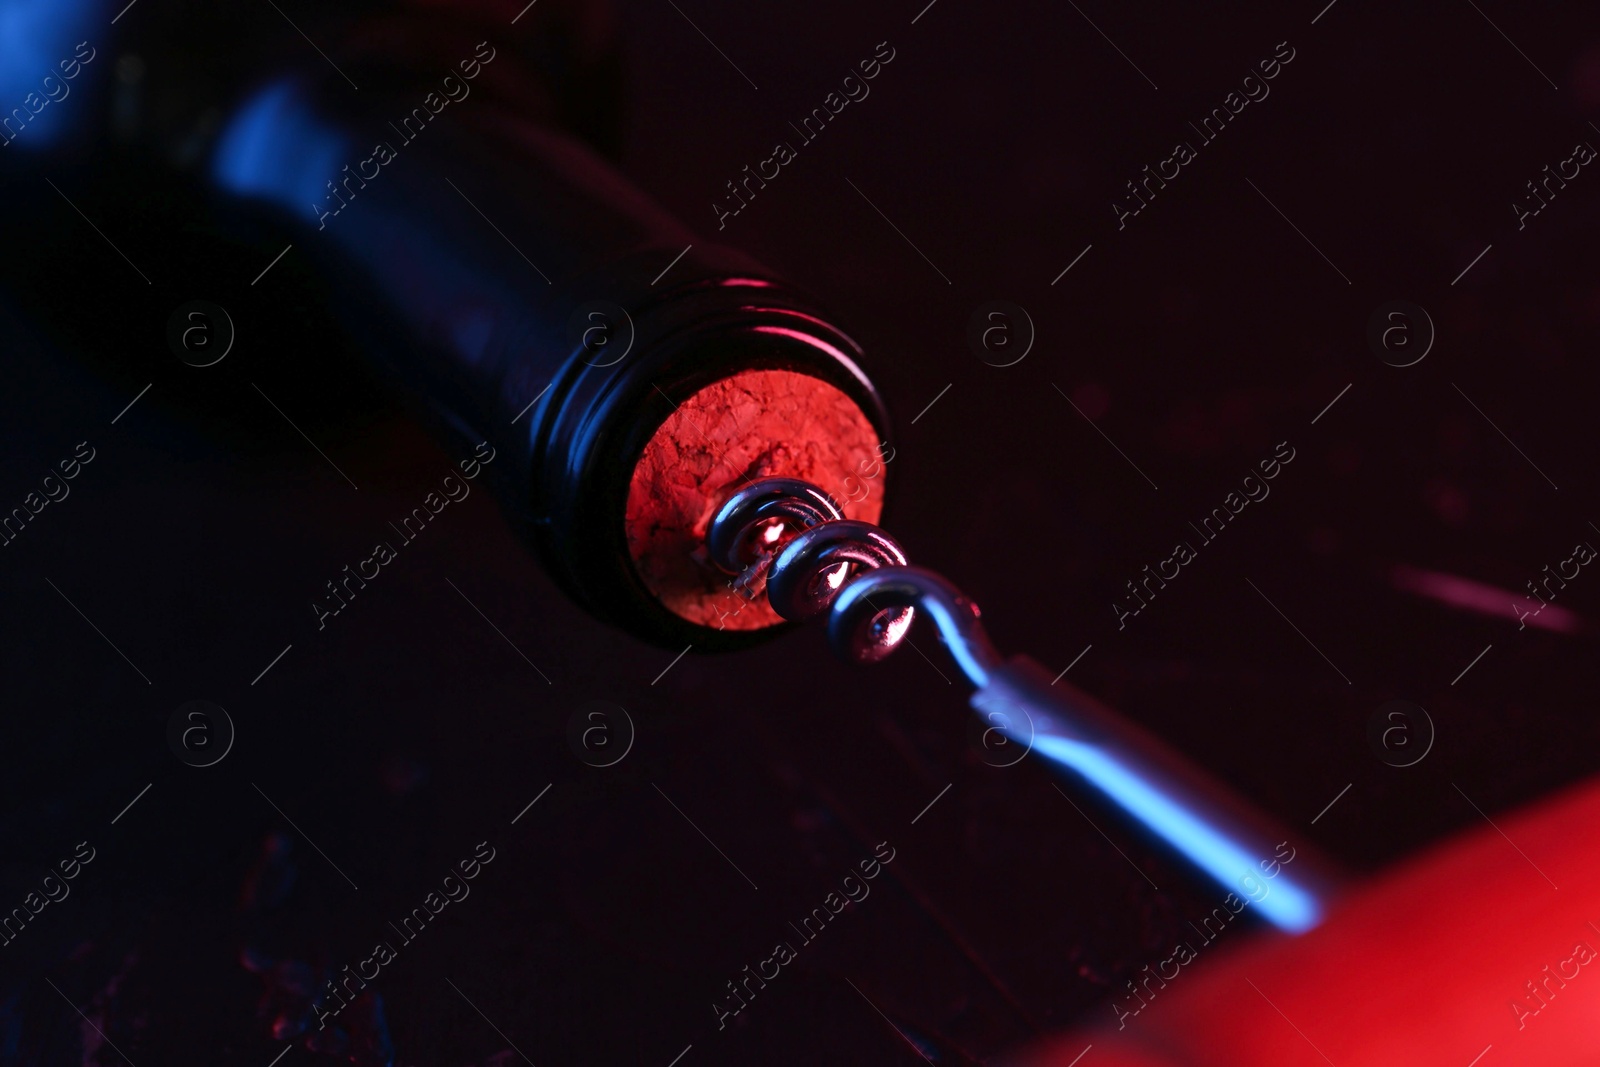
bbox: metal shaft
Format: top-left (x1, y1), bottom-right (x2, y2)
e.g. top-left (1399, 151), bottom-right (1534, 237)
top-left (713, 479), bottom-right (1347, 931)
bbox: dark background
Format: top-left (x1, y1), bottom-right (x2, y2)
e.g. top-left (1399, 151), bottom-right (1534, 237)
top-left (3, 0), bottom-right (1599, 1063)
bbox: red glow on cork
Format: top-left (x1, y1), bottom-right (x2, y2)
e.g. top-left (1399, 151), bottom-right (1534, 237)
top-left (624, 368), bottom-right (883, 630)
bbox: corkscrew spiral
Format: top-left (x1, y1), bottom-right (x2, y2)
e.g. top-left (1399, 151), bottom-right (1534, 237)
top-left (708, 477), bottom-right (1000, 686)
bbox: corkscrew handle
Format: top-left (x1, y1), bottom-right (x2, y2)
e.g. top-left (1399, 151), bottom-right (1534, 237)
top-left (971, 658), bottom-right (1345, 932)
top-left (714, 479), bottom-right (1348, 930)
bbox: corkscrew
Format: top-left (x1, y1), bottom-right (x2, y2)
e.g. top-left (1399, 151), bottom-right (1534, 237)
top-left (61, 0), bottom-right (1341, 935)
top-left (710, 477), bottom-right (1347, 933)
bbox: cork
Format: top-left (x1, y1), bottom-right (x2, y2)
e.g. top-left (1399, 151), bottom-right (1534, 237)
top-left (624, 368), bottom-right (885, 630)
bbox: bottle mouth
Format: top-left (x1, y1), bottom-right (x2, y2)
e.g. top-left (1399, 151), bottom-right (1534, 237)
top-left (624, 366), bottom-right (886, 631)
top-left (525, 278), bottom-right (893, 651)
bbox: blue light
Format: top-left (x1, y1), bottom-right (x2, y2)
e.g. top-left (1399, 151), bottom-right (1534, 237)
top-left (212, 78), bottom-right (350, 226)
top-left (0, 0), bottom-right (99, 150)
top-left (1031, 733), bottom-right (1323, 933)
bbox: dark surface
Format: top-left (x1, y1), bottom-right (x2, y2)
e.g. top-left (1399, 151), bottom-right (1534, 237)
top-left (3, 1), bottom-right (1600, 1064)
